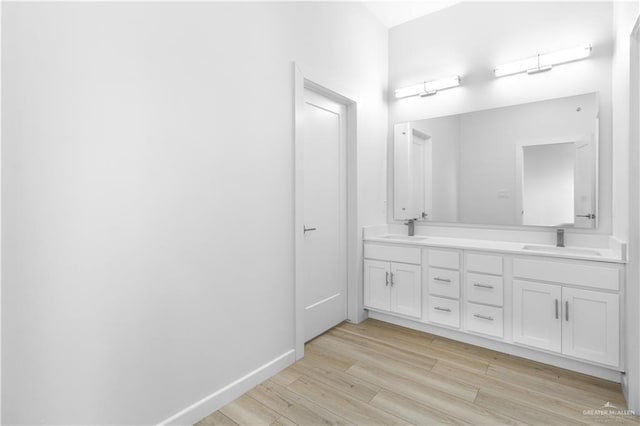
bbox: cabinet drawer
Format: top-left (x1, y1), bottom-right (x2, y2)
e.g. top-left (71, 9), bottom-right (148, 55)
top-left (428, 296), bottom-right (460, 328)
top-left (427, 249), bottom-right (460, 270)
top-left (466, 253), bottom-right (503, 275)
top-left (466, 273), bottom-right (504, 306)
top-left (513, 258), bottom-right (619, 291)
top-left (428, 268), bottom-right (460, 298)
top-left (364, 243), bottom-right (421, 265)
top-left (466, 303), bottom-right (504, 338)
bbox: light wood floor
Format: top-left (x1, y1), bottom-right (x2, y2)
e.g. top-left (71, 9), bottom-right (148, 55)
top-left (197, 319), bottom-right (638, 425)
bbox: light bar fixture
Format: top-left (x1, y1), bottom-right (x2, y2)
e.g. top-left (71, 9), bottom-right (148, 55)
top-left (494, 45), bottom-right (592, 77)
top-left (395, 75), bottom-right (461, 99)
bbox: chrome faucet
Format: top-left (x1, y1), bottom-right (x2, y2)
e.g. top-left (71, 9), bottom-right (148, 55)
top-left (405, 219), bottom-right (415, 236)
top-left (556, 229), bottom-right (565, 247)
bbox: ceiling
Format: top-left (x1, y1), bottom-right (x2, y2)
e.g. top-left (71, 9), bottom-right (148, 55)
top-left (361, 1), bottom-right (461, 28)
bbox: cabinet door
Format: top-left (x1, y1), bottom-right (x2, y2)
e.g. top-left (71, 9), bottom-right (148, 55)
top-left (390, 263), bottom-right (421, 318)
top-left (513, 280), bottom-right (562, 353)
top-left (562, 288), bottom-right (619, 367)
top-left (364, 260), bottom-right (391, 311)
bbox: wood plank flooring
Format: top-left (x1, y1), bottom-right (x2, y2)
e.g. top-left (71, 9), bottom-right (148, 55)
top-left (196, 319), bottom-right (638, 425)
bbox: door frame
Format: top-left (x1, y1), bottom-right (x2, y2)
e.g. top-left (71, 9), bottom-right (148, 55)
top-left (293, 63), bottom-right (358, 360)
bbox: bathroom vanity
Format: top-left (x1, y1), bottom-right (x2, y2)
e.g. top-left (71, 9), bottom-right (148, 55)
top-left (363, 233), bottom-right (625, 381)
top-left (371, 89), bottom-right (629, 381)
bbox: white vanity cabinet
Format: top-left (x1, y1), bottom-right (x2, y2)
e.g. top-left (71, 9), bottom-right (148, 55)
top-left (426, 248), bottom-right (462, 328)
top-left (562, 287), bottom-right (619, 366)
top-left (363, 236), bottom-right (624, 379)
top-left (512, 258), bottom-right (620, 367)
top-left (363, 260), bottom-right (393, 312)
top-left (464, 252), bottom-right (505, 339)
top-left (364, 244), bottom-right (421, 318)
top-left (513, 280), bottom-right (563, 352)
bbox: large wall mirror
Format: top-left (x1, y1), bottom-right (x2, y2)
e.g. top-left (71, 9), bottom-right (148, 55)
top-left (393, 93), bottom-right (599, 228)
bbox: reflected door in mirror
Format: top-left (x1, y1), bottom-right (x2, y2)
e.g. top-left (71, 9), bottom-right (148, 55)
top-left (520, 142), bottom-right (575, 227)
top-left (394, 123), bottom-right (432, 220)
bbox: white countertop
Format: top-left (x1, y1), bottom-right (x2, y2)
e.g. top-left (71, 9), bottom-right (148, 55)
top-left (364, 234), bottom-right (625, 264)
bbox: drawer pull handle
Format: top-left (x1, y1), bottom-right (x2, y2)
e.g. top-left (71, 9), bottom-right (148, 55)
top-left (473, 283), bottom-right (494, 289)
top-left (433, 277), bottom-right (451, 283)
top-left (390, 272), bottom-right (395, 287)
top-left (555, 299), bottom-right (559, 319)
top-left (385, 272), bottom-right (389, 287)
top-left (473, 314), bottom-right (494, 321)
top-left (565, 301), bottom-right (569, 321)
top-left (434, 306), bottom-right (451, 312)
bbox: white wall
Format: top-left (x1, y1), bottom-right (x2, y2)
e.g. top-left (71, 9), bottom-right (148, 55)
top-left (612, 0), bottom-right (640, 412)
top-left (1, 3), bottom-right (388, 424)
top-left (389, 2), bottom-right (614, 235)
top-left (612, 1), bottom-right (639, 241)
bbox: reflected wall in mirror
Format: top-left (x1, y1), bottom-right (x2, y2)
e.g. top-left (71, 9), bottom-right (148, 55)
top-left (393, 93), bottom-right (599, 228)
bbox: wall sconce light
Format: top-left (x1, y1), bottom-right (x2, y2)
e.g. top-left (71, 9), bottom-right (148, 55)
top-left (395, 75), bottom-right (461, 99)
top-left (494, 45), bottom-right (592, 77)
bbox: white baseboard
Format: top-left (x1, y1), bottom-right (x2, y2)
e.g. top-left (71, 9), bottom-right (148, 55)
top-left (158, 349), bottom-right (296, 426)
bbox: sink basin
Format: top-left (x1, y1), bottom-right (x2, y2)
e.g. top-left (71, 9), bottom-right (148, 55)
top-left (379, 234), bottom-right (428, 241)
top-left (522, 245), bottom-right (601, 256)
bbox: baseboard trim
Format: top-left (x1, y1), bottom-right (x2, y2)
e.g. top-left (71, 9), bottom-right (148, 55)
top-left (158, 349), bottom-right (296, 426)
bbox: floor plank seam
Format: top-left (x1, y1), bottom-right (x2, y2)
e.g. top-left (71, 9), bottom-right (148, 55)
top-left (286, 374), bottom-right (406, 426)
top-left (201, 319), bottom-right (633, 426)
top-left (284, 375), bottom-right (359, 425)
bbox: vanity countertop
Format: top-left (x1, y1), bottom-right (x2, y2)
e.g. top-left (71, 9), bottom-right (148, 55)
top-left (364, 234), bottom-right (625, 264)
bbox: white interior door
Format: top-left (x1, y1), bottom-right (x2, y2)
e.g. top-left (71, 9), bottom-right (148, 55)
top-left (302, 88), bottom-right (347, 342)
top-left (574, 135), bottom-right (596, 228)
top-left (521, 142), bottom-right (575, 226)
top-left (423, 135), bottom-right (433, 220)
top-left (410, 135), bottom-right (425, 218)
top-left (393, 123), bottom-right (412, 220)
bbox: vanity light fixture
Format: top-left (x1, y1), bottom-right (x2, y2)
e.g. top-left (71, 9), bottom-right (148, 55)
top-left (394, 75), bottom-right (461, 99)
top-left (494, 45), bottom-right (592, 77)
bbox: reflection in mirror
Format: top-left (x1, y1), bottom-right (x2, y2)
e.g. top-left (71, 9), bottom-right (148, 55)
top-left (521, 142), bottom-right (575, 226)
top-left (393, 93), bottom-right (598, 228)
